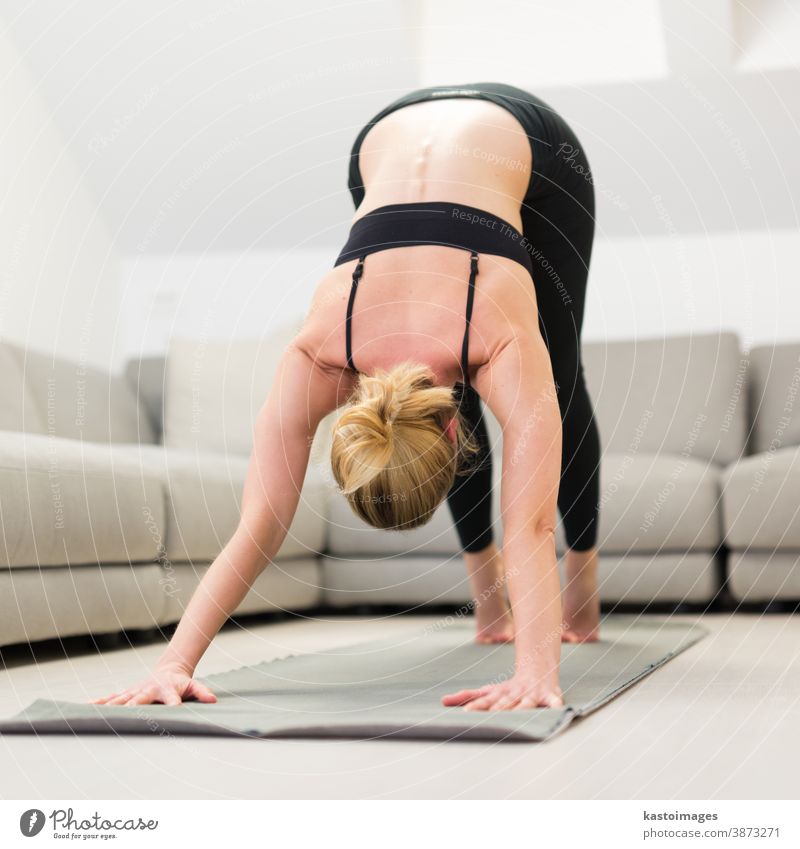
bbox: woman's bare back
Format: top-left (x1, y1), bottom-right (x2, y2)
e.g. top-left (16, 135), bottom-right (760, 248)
top-left (356, 98), bottom-right (532, 228)
top-left (298, 98), bottom-right (537, 390)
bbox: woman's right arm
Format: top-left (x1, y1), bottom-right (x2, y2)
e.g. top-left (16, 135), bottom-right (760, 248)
top-left (91, 338), bottom-right (343, 706)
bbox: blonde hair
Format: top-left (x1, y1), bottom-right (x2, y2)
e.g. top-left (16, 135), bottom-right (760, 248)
top-left (330, 361), bottom-right (481, 531)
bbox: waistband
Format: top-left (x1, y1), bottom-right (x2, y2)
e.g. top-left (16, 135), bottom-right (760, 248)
top-left (334, 201), bottom-right (534, 277)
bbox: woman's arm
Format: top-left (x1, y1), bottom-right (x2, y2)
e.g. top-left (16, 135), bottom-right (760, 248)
top-left (442, 328), bottom-right (564, 711)
top-left (92, 338), bottom-right (342, 706)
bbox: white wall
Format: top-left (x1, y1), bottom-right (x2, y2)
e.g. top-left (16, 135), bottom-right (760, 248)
top-left (0, 25), bottom-right (122, 369)
top-left (5, 0), bottom-right (420, 255)
top-left (13, 0), bottom-right (800, 251)
top-left (120, 248), bottom-right (334, 358)
top-left (5, 0), bottom-right (800, 371)
top-left (418, 0), bottom-right (669, 87)
top-left (586, 227), bottom-right (800, 350)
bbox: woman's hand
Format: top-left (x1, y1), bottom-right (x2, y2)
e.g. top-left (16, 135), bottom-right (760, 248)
top-left (89, 663), bottom-right (217, 707)
top-left (441, 672), bottom-right (563, 711)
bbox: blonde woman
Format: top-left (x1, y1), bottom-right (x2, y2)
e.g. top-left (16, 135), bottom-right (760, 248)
top-left (94, 83), bottom-right (601, 712)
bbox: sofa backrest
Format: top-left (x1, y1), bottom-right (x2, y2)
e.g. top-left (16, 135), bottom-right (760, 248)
top-left (163, 318), bottom-right (304, 455)
top-left (124, 357), bottom-right (167, 443)
top-left (162, 328), bottom-right (748, 465)
top-left (580, 332), bottom-right (746, 465)
top-left (747, 342), bottom-right (800, 454)
top-left (5, 343), bottom-right (156, 444)
top-left (0, 343), bottom-right (46, 433)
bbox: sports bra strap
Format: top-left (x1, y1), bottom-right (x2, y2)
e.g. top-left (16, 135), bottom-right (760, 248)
top-left (344, 250), bottom-right (479, 384)
top-left (460, 251), bottom-right (479, 387)
top-left (345, 255), bottom-right (366, 373)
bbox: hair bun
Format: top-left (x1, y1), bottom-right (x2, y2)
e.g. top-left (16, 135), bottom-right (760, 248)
top-left (331, 360), bottom-right (477, 499)
top-left (361, 368), bottom-right (408, 428)
top-left (379, 392), bottom-right (401, 427)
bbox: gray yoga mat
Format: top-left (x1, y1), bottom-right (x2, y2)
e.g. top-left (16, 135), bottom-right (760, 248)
top-left (0, 616), bottom-right (706, 742)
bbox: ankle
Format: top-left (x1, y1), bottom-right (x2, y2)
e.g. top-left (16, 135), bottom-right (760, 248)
top-left (564, 547), bottom-right (598, 579)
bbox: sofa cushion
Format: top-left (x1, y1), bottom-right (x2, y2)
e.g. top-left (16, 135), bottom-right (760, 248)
top-left (159, 558), bottom-right (322, 624)
top-left (320, 555), bottom-right (472, 607)
top-left (0, 432), bottom-right (165, 568)
top-left (111, 444), bottom-right (329, 563)
top-left (727, 551), bottom-right (800, 602)
top-left (325, 450), bottom-right (722, 556)
top-left (589, 452), bottom-right (721, 553)
top-left (747, 343), bottom-right (800, 454)
top-left (0, 564), bottom-right (166, 646)
top-left (163, 318), bottom-right (304, 456)
top-left (470, 412), bottom-right (720, 550)
top-left (0, 343), bottom-right (44, 433)
top-left (319, 552), bottom-right (718, 607)
top-left (582, 332), bottom-right (746, 466)
top-left (721, 446), bottom-right (800, 549)
top-left (7, 343), bottom-right (155, 444)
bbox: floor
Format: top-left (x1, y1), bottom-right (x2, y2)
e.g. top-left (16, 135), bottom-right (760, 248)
top-left (1, 612), bottom-right (798, 800)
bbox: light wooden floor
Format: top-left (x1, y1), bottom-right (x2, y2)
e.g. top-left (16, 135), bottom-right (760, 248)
top-left (1, 612), bottom-right (798, 800)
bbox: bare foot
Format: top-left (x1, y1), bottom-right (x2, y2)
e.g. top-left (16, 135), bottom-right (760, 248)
top-left (561, 620), bottom-right (599, 644)
top-left (474, 601), bottom-right (515, 644)
top-left (561, 548), bottom-right (601, 643)
top-left (462, 544), bottom-right (515, 644)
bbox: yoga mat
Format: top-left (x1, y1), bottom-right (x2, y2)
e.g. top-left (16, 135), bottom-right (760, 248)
top-left (0, 616), bottom-right (706, 742)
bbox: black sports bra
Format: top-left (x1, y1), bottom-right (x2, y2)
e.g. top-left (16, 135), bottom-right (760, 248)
top-left (333, 200), bottom-right (534, 389)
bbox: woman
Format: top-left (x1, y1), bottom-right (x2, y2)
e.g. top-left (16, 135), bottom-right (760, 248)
top-left (93, 82), bottom-right (601, 712)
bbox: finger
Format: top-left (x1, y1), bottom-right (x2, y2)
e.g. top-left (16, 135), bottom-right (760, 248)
top-left (107, 692), bottom-right (135, 706)
top-left (488, 691), bottom-right (523, 712)
top-left (186, 680), bottom-right (217, 703)
top-left (90, 691), bottom-right (122, 705)
top-left (441, 686), bottom-right (492, 707)
top-left (125, 691), bottom-right (155, 707)
top-left (463, 694), bottom-right (496, 712)
top-left (123, 686), bottom-right (160, 707)
top-left (512, 695), bottom-right (539, 710)
top-left (561, 630), bottom-right (582, 643)
top-left (441, 687), bottom-right (489, 706)
top-left (159, 691), bottom-right (183, 706)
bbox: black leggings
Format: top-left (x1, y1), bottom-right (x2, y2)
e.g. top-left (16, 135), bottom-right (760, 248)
top-left (347, 82), bottom-right (601, 553)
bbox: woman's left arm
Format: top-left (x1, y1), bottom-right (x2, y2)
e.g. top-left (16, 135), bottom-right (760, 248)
top-left (442, 329), bottom-right (564, 711)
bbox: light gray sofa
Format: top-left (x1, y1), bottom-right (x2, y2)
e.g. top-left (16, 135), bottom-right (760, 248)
top-left (722, 343), bottom-right (800, 601)
top-left (1, 327), bottom-right (797, 648)
top-left (322, 332), bottom-right (745, 607)
top-left (0, 325), bottom-right (326, 648)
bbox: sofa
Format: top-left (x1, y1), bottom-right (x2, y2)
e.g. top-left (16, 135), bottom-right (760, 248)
top-left (722, 345), bottom-right (800, 601)
top-left (1, 327), bottom-right (798, 648)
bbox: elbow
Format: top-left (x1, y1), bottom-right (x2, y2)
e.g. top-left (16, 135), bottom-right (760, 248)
top-left (504, 513), bottom-right (557, 554)
top-left (532, 515), bottom-right (556, 540)
top-left (530, 515), bottom-right (557, 552)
